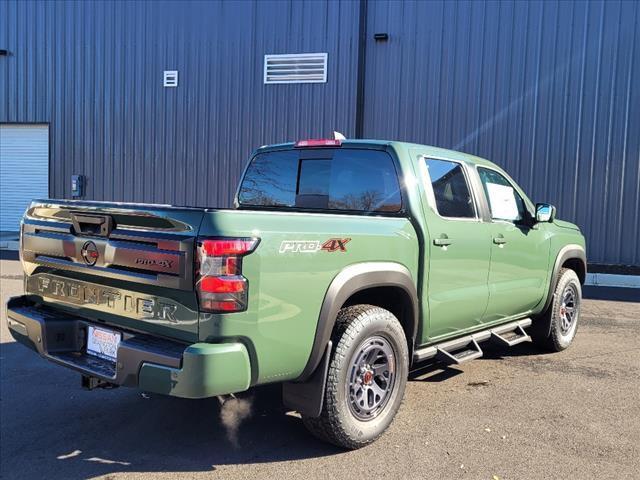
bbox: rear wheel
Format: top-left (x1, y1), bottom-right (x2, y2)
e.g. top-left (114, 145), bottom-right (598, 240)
top-left (302, 304), bottom-right (409, 449)
top-left (531, 268), bottom-right (582, 352)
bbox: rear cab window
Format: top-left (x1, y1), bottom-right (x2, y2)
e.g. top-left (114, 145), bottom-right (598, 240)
top-left (238, 148), bottom-right (402, 213)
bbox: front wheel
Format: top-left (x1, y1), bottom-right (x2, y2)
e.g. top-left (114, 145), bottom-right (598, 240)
top-left (531, 268), bottom-right (582, 352)
top-left (302, 304), bottom-right (409, 449)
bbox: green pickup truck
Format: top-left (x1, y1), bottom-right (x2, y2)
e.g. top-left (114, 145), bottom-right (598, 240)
top-left (7, 139), bottom-right (586, 449)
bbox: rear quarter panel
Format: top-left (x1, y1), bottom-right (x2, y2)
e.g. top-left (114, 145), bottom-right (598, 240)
top-left (198, 210), bottom-right (419, 385)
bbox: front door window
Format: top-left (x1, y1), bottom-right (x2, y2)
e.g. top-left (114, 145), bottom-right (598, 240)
top-left (477, 168), bottom-right (527, 223)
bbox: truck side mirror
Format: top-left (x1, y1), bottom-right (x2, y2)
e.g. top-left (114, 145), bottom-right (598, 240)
top-left (536, 203), bottom-right (556, 223)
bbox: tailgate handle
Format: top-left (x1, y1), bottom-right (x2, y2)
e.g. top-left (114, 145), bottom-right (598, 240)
top-left (70, 213), bottom-right (113, 237)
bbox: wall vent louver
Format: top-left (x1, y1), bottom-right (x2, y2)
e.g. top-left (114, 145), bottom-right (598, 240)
top-left (264, 53), bottom-right (327, 84)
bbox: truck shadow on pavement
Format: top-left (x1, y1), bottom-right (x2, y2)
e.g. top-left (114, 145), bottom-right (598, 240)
top-left (0, 342), bottom-right (341, 480)
top-left (480, 341), bottom-right (550, 360)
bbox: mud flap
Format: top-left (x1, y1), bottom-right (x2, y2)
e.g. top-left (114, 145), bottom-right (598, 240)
top-left (282, 341), bottom-right (332, 418)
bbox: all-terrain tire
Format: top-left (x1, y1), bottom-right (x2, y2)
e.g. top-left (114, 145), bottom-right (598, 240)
top-left (302, 304), bottom-right (409, 449)
top-left (531, 268), bottom-right (582, 352)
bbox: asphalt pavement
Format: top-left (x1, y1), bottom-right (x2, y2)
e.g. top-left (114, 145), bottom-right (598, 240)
top-left (1, 257), bottom-right (638, 479)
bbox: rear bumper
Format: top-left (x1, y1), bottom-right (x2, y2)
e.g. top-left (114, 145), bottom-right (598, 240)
top-left (5, 296), bottom-right (251, 399)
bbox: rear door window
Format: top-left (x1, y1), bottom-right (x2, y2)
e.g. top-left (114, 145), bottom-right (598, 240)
top-left (238, 148), bottom-right (402, 213)
top-left (425, 159), bottom-right (476, 218)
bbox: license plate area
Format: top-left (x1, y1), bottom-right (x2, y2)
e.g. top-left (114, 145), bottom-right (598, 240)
top-left (86, 325), bottom-right (121, 362)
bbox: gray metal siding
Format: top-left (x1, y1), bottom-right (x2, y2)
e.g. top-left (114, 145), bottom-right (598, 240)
top-left (363, 0), bottom-right (640, 266)
top-left (0, 0), bottom-right (360, 208)
top-left (1, 0), bottom-right (639, 266)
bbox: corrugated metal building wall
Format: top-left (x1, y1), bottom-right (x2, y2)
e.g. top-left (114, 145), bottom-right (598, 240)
top-left (0, 0), bottom-right (360, 207)
top-left (1, 0), bottom-right (639, 266)
top-left (362, 0), bottom-right (640, 267)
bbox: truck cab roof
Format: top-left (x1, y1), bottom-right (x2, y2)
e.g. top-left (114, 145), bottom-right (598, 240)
top-left (257, 139), bottom-right (502, 170)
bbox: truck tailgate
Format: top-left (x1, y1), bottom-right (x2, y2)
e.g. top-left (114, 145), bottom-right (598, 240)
top-left (20, 199), bottom-right (206, 342)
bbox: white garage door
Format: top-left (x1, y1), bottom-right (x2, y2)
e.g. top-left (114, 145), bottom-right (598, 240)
top-left (0, 124), bottom-right (49, 232)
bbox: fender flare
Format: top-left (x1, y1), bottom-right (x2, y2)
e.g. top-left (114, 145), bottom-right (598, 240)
top-left (541, 244), bottom-right (587, 314)
top-left (296, 261), bottom-right (419, 382)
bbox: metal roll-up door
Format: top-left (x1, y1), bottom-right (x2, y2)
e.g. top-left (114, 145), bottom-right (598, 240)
top-left (0, 124), bottom-right (49, 232)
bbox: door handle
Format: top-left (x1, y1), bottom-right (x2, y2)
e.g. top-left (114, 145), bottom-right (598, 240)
top-left (493, 236), bottom-right (507, 245)
top-left (433, 236), bottom-right (453, 247)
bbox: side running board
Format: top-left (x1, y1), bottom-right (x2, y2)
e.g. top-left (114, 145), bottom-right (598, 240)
top-left (413, 318), bottom-right (532, 364)
top-left (436, 338), bottom-right (483, 365)
top-left (490, 324), bottom-right (531, 347)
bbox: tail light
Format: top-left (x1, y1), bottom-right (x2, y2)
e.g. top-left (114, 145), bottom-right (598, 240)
top-left (196, 237), bottom-right (259, 313)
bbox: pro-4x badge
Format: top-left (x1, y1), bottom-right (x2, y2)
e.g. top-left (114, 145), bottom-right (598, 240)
top-left (321, 238), bottom-right (351, 252)
top-left (279, 238), bottom-right (351, 254)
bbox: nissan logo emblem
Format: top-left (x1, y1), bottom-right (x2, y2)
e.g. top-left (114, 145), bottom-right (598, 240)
top-left (81, 241), bottom-right (99, 266)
